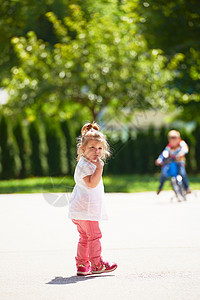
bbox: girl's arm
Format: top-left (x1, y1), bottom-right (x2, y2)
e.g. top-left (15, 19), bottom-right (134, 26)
top-left (83, 158), bottom-right (103, 188)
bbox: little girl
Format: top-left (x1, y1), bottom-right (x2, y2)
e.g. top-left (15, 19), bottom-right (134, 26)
top-left (68, 122), bottom-right (117, 276)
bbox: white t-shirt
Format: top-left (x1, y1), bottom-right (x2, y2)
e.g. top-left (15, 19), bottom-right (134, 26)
top-left (68, 156), bottom-right (108, 221)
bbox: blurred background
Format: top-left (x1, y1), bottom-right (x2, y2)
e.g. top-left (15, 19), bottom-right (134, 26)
top-left (0, 0), bottom-right (200, 192)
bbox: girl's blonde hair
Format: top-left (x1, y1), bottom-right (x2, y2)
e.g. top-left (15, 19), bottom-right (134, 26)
top-left (77, 122), bottom-right (110, 161)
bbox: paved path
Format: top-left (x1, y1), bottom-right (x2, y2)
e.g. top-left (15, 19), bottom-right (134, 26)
top-left (0, 191), bottom-right (200, 300)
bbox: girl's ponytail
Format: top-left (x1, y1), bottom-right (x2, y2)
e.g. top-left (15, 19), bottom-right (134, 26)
top-left (81, 122), bottom-right (99, 136)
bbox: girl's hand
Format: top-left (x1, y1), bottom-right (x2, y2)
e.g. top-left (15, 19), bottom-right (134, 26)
top-left (91, 157), bottom-right (103, 169)
top-left (83, 157), bottom-right (103, 188)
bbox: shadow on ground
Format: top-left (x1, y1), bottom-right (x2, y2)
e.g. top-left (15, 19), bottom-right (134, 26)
top-left (46, 274), bottom-right (114, 285)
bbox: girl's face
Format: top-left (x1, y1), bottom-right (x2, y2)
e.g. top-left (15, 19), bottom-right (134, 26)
top-left (82, 139), bottom-right (103, 162)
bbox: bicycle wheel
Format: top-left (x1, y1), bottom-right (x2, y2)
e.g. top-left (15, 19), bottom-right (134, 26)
top-left (171, 177), bottom-right (181, 201)
top-left (176, 175), bottom-right (187, 201)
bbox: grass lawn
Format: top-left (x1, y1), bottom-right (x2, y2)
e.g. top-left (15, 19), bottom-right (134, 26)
top-left (0, 174), bottom-right (199, 194)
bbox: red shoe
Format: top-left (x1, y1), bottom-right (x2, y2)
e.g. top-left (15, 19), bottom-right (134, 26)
top-left (92, 264), bottom-right (106, 274)
top-left (101, 260), bottom-right (118, 273)
top-left (77, 264), bottom-right (92, 276)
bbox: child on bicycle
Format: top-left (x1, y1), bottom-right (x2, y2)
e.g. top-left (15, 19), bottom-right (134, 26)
top-left (155, 130), bottom-right (191, 195)
top-left (68, 122), bottom-right (118, 276)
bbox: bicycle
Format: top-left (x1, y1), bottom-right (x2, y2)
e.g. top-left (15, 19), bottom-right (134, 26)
top-left (160, 151), bottom-right (187, 202)
top-left (166, 161), bottom-right (187, 202)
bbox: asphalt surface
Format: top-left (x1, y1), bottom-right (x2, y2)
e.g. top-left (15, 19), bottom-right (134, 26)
top-left (0, 191), bottom-right (200, 300)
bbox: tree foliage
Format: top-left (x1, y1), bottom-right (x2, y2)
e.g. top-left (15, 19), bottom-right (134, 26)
top-left (0, 0), bottom-right (69, 79)
top-left (0, 0), bottom-right (199, 129)
top-left (1, 1), bottom-right (175, 122)
top-left (136, 0), bottom-right (200, 123)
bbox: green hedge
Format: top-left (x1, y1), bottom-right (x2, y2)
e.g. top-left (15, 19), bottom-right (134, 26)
top-left (0, 113), bottom-right (199, 179)
top-left (0, 115), bottom-right (21, 179)
top-left (13, 118), bottom-right (31, 178)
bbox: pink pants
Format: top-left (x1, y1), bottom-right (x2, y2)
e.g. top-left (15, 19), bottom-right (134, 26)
top-left (72, 219), bottom-right (102, 268)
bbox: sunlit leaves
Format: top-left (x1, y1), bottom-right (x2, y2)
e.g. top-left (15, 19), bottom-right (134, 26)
top-left (2, 0), bottom-right (176, 121)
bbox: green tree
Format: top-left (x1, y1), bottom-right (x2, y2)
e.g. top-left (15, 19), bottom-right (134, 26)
top-left (2, 2), bottom-right (174, 122)
top-left (136, 0), bottom-right (200, 123)
top-left (0, 0), bottom-right (70, 80)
